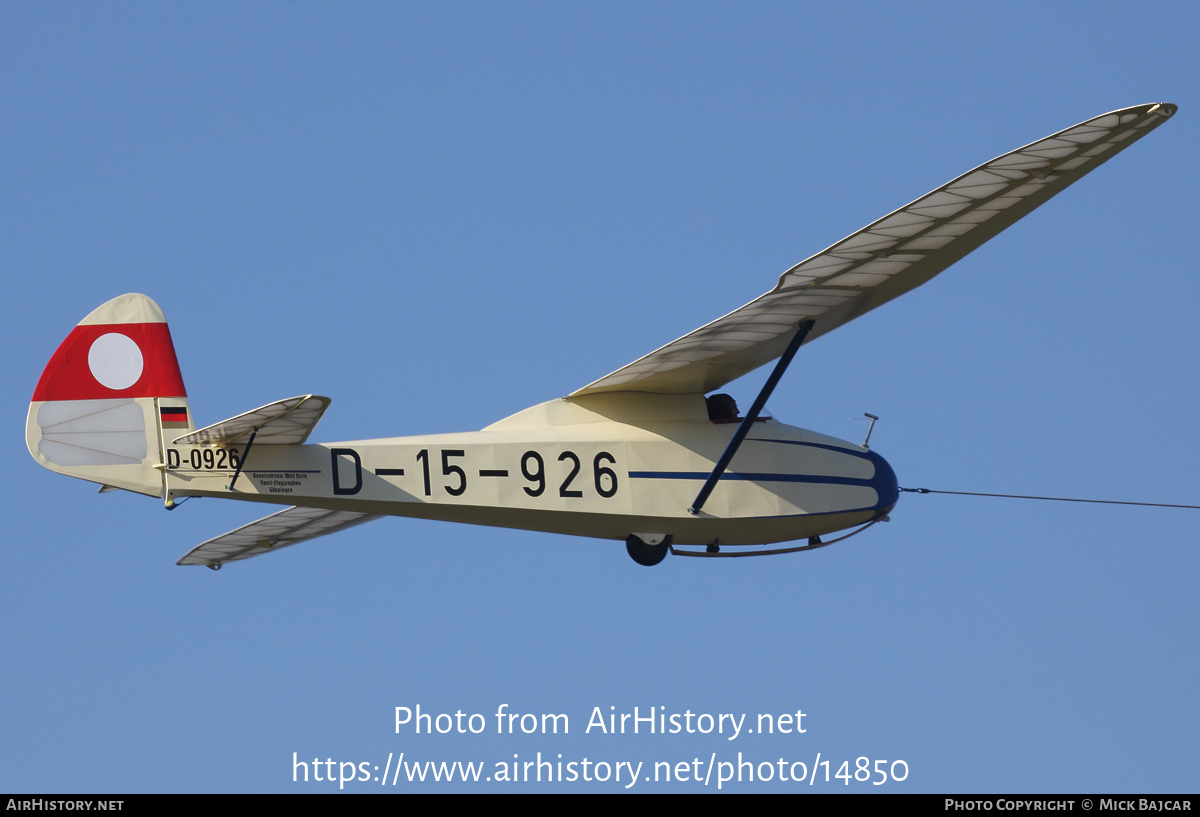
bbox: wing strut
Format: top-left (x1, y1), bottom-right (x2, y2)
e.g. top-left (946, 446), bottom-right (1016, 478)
top-left (688, 320), bottom-right (814, 516)
top-left (228, 427), bottom-right (258, 491)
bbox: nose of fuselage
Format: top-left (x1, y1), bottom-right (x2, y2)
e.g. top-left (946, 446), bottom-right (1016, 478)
top-left (864, 448), bottom-right (899, 513)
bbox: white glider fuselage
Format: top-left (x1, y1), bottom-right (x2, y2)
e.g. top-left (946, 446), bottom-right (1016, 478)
top-left (26, 104), bottom-right (1176, 566)
top-left (163, 393), bottom-right (897, 546)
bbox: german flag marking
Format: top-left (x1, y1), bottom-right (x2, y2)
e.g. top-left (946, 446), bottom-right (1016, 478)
top-left (160, 406), bottom-right (189, 429)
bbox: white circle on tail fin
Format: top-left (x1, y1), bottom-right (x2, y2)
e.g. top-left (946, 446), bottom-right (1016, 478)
top-left (88, 333), bottom-right (143, 390)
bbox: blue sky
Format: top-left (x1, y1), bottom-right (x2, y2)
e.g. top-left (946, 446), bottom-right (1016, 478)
top-left (2, 2), bottom-right (1197, 792)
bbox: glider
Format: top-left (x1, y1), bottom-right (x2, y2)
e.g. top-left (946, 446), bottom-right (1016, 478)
top-left (25, 103), bottom-right (1177, 567)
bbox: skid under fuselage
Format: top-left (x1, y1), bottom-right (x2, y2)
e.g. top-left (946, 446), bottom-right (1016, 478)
top-left (164, 394), bottom-right (897, 547)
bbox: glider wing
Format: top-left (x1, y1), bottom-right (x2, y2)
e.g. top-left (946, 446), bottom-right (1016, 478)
top-left (177, 505), bottom-right (383, 567)
top-left (172, 395), bottom-right (330, 446)
top-left (572, 103), bottom-right (1176, 397)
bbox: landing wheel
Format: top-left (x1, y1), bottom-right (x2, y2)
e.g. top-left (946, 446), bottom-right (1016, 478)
top-left (626, 534), bottom-right (671, 567)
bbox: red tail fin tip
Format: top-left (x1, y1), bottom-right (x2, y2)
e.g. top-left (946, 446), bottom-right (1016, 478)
top-left (32, 294), bottom-right (186, 402)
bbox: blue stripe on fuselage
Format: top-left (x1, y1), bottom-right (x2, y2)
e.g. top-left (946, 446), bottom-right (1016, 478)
top-left (627, 471), bottom-right (870, 486)
top-left (628, 439), bottom-right (899, 511)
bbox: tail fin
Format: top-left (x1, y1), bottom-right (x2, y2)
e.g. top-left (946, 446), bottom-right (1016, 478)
top-left (26, 294), bottom-right (192, 498)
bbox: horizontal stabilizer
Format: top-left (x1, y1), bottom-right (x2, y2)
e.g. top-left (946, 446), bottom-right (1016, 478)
top-left (177, 505), bottom-right (382, 567)
top-left (173, 395), bottom-right (330, 446)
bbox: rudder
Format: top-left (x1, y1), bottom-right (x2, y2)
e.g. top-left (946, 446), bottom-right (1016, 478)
top-left (26, 293), bottom-right (192, 497)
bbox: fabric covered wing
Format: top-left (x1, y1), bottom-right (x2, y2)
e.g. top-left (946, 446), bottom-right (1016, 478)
top-left (172, 395), bottom-right (330, 446)
top-left (572, 103), bottom-right (1176, 397)
top-left (177, 506), bottom-right (383, 567)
